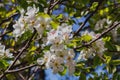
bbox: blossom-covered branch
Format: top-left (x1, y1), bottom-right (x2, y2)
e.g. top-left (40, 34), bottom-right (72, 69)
top-left (75, 22), bottom-right (120, 49)
top-left (0, 1), bottom-right (120, 79)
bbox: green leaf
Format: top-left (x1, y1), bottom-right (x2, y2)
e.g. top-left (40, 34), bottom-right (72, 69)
top-left (12, 0), bottom-right (15, 2)
top-left (114, 72), bottom-right (120, 79)
top-left (67, 42), bottom-right (76, 48)
top-left (81, 34), bottom-right (92, 42)
top-left (74, 69), bottom-right (81, 76)
top-left (0, 60), bottom-right (9, 69)
top-left (59, 67), bottom-right (67, 76)
top-left (38, 12), bottom-right (50, 18)
top-left (90, 2), bottom-right (98, 11)
top-left (50, 21), bottom-right (59, 29)
top-left (106, 65), bottom-right (116, 74)
top-left (117, 27), bottom-right (120, 34)
top-left (112, 66), bottom-right (116, 73)
top-left (110, 60), bottom-right (120, 65)
top-left (44, 45), bottom-right (50, 50)
top-left (76, 63), bottom-right (84, 68)
top-left (115, 45), bottom-right (120, 51)
top-left (104, 55), bottom-right (111, 64)
top-left (93, 56), bottom-right (102, 67)
top-left (56, 14), bottom-right (63, 19)
top-left (6, 74), bottom-right (16, 80)
top-left (17, 30), bottom-right (33, 44)
top-left (79, 73), bottom-right (86, 80)
top-left (29, 46), bottom-right (37, 52)
top-left (105, 41), bottom-right (117, 51)
top-left (10, 39), bottom-right (15, 47)
top-left (17, 0), bottom-right (28, 9)
top-left (99, 10), bottom-right (104, 16)
top-left (104, 8), bottom-right (109, 13)
top-left (103, 36), bottom-right (111, 42)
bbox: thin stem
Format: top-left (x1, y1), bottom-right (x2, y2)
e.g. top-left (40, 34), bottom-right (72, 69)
top-left (18, 73), bottom-right (26, 80)
top-left (7, 64), bottom-right (37, 73)
top-left (28, 67), bottom-right (39, 80)
top-left (47, 0), bottom-right (63, 14)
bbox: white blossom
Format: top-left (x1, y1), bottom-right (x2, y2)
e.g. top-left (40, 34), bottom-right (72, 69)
top-left (64, 49), bottom-right (76, 75)
top-left (58, 23), bottom-right (72, 41)
top-left (24, 5), bottom-right (39, 31)
top-left (0, 43), bottom-right (5, 56)
top-left (93, 39), bottom-right (107, 56)
top-left (54, 50), bottom-right (67, 59)
top-left (95, 18), bottom-right (112, 30)
top-left (0, 43), bottom-right (13, 58)
top-left (13, 20), bottom-right (25, 37)
top-left (78, 31), bottom-right (106, 61)
top-left (34, 17), bottom-right (51, 37)
top-left (81, 30), bottom-right (96, 39)
top-left (50, 43), bottom-right (64, 52)
top-left (49, 57), bottom-right (64, 73)
top-left (78, 48), bottom-right (95, 61)
top-left (5, 49), bottom-right (13, 58)
top-left (13, 5), bottom-right (52, 38)
top-left (66, 60), bottom-right (76, 75)
top-left (26, 5), bottom-right (39, 18)
top-left (47, 30), bottom-right (59, 43)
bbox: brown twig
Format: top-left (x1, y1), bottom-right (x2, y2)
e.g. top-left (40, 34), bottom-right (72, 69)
top-left (18, 73), bottom-right (26, 80)
top-left (49, 0), bottom-right (61, 10)
top-left (47, 0), bottom-right (63, 14)
top-left (47, 0), bottom-right (54, 14)
top-left (7, 64), bottom-right (37, 73)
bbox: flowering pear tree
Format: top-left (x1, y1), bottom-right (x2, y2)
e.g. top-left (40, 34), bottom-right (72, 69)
top-left (0, 0), bottom-right (120, 80)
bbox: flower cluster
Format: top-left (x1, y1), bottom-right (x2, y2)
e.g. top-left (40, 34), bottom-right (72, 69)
top-left (12, 5), bottom-right (107, 75)
top-left (37, 23), bottom-right (76, 75)
top-left (13, 5), bottom-right (51, 38)
top-left (13, 5), bottom-right (76, 75)
top-left (95, 18), bottom-right (112, 30)
top-left (78, 31), bottom-right (107, 60)
top-left (0, 43), bottom-right (13, 58)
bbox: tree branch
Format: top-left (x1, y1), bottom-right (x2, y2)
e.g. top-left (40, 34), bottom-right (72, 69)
top-left (0, 29), bottom-right (37, 79)
top-left (73, 1), bottom-right (103, 37)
